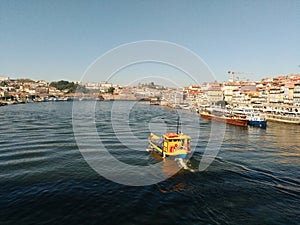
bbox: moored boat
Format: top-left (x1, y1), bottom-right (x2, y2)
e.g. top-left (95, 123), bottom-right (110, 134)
top-left (149, 97), bottom-right (160, 105)
top-left (247, 114), bottom-right (267, 128)
top-left (232, 107), bottom-right (267, 128)
top-left (264, 111), bottom-right (300, 124)
top-left (200, 107), bottom-right (248, 126)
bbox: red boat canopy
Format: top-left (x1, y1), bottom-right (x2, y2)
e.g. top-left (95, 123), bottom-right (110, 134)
top-left (165, 133), bottom-right (179, 138)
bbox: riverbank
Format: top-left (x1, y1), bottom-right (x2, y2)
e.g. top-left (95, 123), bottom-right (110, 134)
top-left (0, 97), bottom-right (151, 107)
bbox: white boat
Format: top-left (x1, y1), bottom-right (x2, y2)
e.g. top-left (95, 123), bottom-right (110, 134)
top-left (232, 106), bottom-right (267, 128)
top-left (262, 109), bottom-right (300, 124)
top-left (179, 104), bottom-right (191, 110)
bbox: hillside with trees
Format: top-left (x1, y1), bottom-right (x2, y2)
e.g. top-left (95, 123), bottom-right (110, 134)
top-left (49, 80), bottom-right (89, 93)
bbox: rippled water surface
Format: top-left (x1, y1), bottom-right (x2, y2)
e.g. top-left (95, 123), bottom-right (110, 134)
top-left (0, 102), bottom-right (299, 224)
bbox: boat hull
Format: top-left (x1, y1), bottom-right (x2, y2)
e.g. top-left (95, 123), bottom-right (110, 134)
top-left (200, 112), bottom-right (248, 126)
top-left (248, 120), bottom-right (267, 128)
top-left (265, 115), bottom-right (300, 124)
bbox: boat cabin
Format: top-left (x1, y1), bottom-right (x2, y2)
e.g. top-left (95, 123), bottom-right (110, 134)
top-left (162, 133), bottom-right (191, 157)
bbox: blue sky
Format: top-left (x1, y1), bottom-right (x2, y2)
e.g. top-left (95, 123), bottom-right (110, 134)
top-left (0, 0), bottom-right (299, 86)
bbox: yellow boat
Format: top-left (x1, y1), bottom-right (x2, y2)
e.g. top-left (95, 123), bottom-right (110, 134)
top-left (148, 132), bottom-right (191, 159)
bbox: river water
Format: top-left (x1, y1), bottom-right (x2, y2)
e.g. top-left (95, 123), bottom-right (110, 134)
top-left (0, 101), bottom-right (299, 224)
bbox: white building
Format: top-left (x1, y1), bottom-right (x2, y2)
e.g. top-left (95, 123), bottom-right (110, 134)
top-left (0, 76), bottom-right (10, 81)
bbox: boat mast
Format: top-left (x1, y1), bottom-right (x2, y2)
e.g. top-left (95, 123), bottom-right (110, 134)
top-left (176, 116), bottom-right (182, 134)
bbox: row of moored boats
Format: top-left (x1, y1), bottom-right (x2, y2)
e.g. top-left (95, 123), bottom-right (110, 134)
top-left (200, 106), bottom-right (267, 128)
top-left (200, 105), bottom-right (300, 127)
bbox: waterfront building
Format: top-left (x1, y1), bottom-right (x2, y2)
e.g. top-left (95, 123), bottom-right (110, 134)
top-left (85, 82), bottom-right (101, 90)
top-left (48, 86), bottom-right (61, 96)
top-left (99, 81), bottom-right (113, 93)
top-left (231, 82), bottom-right (256, 106)
top-left (0, 76), bottom-right (10, 81)
top-left (35, 87), bottom-right (48, 94)
top-left (256, 83), bottom-right (268, 104)
top-left (23, 87), bottom-right (36, 95)
top-left (269, 86), bottom-right (282, 104)
top-left (161, 89), bottom-right (184, 106)
top-left (173, 91), bottom-right (184, 105)
top-left (114, 87), bottom-right (136, 100)
top-left (207, 83), bottom-right (223, 103)
top-left (0, 89), bottom-right (7, 98)
top-left (232, 89), bottom-right (258, 106)
top-left (183, 86), bottom-right (201, 107)
top-left (248, 92), bottom-right (261, 105)
top-left (293, 83), bottom-right (300, 106)
top-left (222, 83), bottom-right (240, 103)
top-left (37, 80), bottom-right (49, 86)
top-left (283, 83), bottom-right (294, 105)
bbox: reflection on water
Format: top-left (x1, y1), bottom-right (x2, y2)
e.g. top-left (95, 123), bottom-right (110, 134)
top-left (0, 102), bottom-right (299, 225)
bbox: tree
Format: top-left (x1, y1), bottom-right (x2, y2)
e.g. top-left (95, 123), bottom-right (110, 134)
top-left (50, 80), bottom-right (77, 92)
top-left (149, 82), bottom-right (155, 88)
top-left (216, 100), bottom-right (228, 107)
top-left (76, 85), bottom-right (90, 94)
top-left (107, 87), bottom-right (115, 94)
top-left (0, 81), bottom-right (8, 87)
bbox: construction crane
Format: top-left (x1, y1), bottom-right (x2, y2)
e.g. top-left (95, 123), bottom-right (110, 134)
top-left (227, 71), bottom-right (255, 82)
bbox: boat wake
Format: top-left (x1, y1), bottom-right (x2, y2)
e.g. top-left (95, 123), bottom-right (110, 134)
top-left (175, 158), bottom-right (195, 172)
top-left (146, 147), bottom-right (195, 172)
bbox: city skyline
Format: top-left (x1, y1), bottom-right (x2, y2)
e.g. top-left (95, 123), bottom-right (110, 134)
top-left (1, 0), bottom-right (299, 85)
